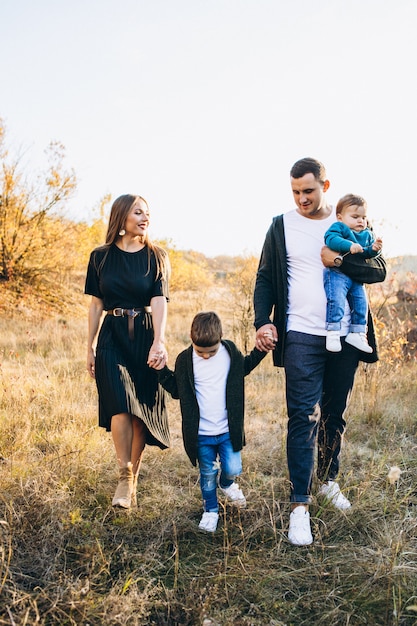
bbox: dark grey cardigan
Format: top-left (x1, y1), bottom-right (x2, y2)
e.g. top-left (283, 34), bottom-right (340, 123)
top-left (253, 214), bottom-right (379, 366)
top-left (158, 340), bottom-right (265, 466)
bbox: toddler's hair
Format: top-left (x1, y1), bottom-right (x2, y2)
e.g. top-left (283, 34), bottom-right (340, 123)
top-left (191, 311), bottom-right (222, 347)
top-left (336, 193), bottom-right (367, 215)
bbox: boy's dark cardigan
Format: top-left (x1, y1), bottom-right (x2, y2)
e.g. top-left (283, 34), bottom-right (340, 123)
top-left (158, 340), bottom-right (265, 467)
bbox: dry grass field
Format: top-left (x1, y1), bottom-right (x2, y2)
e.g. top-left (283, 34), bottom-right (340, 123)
top-left (0, 280), bottom-right (417, 625)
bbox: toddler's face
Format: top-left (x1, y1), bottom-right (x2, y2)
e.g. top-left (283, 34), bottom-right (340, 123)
top-left (338, 204), bottom-right (368, 232)
top-left (192, 343), bottom-right (220, 359)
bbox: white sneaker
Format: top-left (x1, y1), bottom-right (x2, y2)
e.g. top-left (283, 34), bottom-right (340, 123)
top-left (326, 330), bottom-right (342, 352)
top-left (219, 482), bottom-right (247, 508)
top-left (319, 481), bottom-right (351, 510)
top-left (345, 332), bottom-right (373, 353)
top-left (198, 512), bottom-right (219, 533)
top-left (288, 506), bottom-right (313, 546)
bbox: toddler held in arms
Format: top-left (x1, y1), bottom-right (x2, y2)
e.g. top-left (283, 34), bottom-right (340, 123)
top-left (155, 311), bottom-right (268, 533)
top-left (324, 193), bottom-right (383, 353)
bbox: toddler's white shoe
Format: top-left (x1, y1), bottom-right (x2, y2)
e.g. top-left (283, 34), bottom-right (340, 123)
top-left (326, 331), bottom-right (342, 352)
top-left (345, 332), bottom-right (373, 353)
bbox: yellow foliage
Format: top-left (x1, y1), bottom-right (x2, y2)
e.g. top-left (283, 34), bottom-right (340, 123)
top-left (158, 244), bottom-right (213, 293)
top-left (226, 255), bottom-right (259, 351)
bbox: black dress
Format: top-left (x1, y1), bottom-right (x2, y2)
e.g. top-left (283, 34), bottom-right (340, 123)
top-left (84, 244), bottom-right (170, 449)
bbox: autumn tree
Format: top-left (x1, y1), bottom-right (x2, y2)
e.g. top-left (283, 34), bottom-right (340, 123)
top-left (227, 255), bottom-right (259, 352)
top-left (0, 118), bottom-right (77, 286)
top-left (72, 194), bottom-right (110, 271)
top-left (160, 243), bottom-right (213, 293)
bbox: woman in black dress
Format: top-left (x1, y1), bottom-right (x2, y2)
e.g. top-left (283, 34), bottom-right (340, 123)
top-left (85, 194), bottom-right (170, 508)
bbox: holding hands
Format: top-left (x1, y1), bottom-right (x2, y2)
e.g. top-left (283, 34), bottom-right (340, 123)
top-left (256, 324), bottom-right (278, 352)
top-left (147, 340), bottom-right (168, 369)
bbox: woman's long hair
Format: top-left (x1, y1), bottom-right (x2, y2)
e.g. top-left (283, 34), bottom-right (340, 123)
top-left (96, 194), bottom-right (170, 281)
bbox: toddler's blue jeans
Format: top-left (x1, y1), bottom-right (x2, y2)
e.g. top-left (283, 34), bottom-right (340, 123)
top-left (324, 267), bottom-right (368, 332)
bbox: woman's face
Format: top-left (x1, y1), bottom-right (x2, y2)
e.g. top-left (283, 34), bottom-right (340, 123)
top-left (123, 198), bottom-right (150, 238)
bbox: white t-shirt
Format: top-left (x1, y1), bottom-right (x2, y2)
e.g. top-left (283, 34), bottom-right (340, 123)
top-left (193, 343), bottom-right (231, 436)
top-left (284, 208), bottom-right (350, 336)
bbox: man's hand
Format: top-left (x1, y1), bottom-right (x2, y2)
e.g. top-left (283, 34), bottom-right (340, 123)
top-left (255, 324), bottom-right (278, 352)
top-left (321, 245), bottom-right (340, 267)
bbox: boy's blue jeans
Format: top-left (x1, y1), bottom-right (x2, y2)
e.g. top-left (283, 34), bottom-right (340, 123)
top-left (324, 267), bottom-right (368, 332)
top-left (284, 331), bottom-right (359, 504)
top-left (197, 432), bottom-right (242, 513)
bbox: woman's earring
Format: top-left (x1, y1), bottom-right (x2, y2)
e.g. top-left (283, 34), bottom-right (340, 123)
top-left (119, 229), bottom-right (126, 236)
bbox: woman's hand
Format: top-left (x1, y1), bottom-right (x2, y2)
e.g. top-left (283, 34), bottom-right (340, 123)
top-left (148, 295), bottom-right (168, 369)
top-left (87, 296), bottom-right (103, 379)
top-left (87, 347), bottom-right (96, 378)
top-left (147, 340), bottom-right (168, 369)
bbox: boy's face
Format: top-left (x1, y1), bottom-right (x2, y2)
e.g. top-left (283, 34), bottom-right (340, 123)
top-left (192, 342), bottom-right (221, 359)
top-left (337, 204), bottom-right (368, 232)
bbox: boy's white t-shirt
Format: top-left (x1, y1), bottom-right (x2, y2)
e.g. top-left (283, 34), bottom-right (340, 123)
top-left (193, 343), bottom-right (230, 436)
top-left (284, 208), bottom-right (350, 336)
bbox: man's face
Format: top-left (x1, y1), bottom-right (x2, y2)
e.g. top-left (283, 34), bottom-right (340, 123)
top-left (291, 173), bottom-right (330, 219)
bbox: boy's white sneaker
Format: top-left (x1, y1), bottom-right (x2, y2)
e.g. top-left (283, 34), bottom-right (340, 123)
top-left (319, 480), bottom-right (351, 510)
top-left (326, 331), bottom-right (342, 352)
top-left (288, 506), bottom-right (313, 546)
top-left (345, 332), bottom-right (373, 353)
top-left (198, 512), bottom-right (219, 533)
top-left (219, 482), bottom-right (247, 508)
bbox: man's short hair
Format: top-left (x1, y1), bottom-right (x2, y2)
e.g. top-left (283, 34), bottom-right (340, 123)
top-left (191, 311), bottom-right (222, 347)
top-left (290, 157), bottom-right (327, 183)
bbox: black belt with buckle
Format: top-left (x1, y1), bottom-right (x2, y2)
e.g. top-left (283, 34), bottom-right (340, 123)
top-left (107, 307), bottom-right (152, 340)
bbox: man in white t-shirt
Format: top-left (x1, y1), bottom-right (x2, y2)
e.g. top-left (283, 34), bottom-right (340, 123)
top-left (254, 158), bottom-right (379, 546)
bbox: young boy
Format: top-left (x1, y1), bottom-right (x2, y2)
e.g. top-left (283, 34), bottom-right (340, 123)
top-left (324, 193), bottom-right (383, 353)
top-left (157, 311), bottom-right (268, 532)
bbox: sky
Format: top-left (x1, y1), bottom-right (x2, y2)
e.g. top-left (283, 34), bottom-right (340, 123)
top-left (1, 0), bottom-right (416, 259)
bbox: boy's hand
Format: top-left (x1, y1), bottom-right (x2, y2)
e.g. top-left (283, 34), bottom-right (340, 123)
top-left (152, 360), bottom-right (167, 371)
top-left (372, 237), bottom-right (383, 252)
top-left (350, 243), bottom-right (363, 254)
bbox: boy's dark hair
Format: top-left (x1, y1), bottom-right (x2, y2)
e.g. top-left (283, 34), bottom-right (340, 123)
top-left (290, 157), bottom-right (327, 183)
top-left (336, 193), bottom-right (367, 215)
top-left (191, 311), bottom-right (222, 347)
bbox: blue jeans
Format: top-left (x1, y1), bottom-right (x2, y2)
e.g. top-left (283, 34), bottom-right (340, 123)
top-left (324, 267), bottom-right (368, 332)
top-left (284, 331), bottom-right (359, 504)
top-left (197, 433), bottom-right (242, 512)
